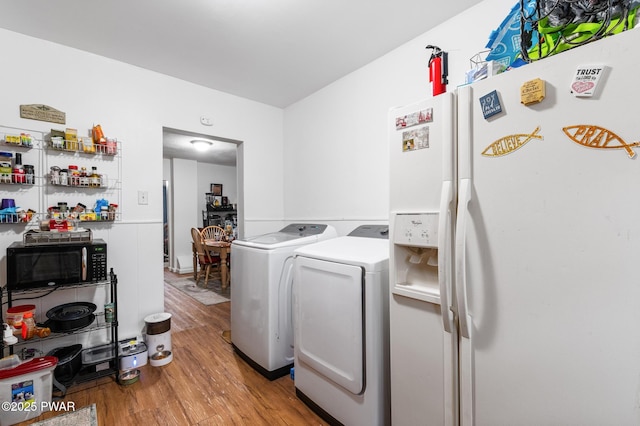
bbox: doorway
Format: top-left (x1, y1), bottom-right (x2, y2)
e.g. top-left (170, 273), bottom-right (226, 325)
top-left (162, 127), bottom-right (242, 274)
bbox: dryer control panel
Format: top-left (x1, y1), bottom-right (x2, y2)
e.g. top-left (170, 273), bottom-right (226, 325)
top-left (281, 223), bottom-right (328, 236)
top-left (347, 225), bottom-right (389, 239)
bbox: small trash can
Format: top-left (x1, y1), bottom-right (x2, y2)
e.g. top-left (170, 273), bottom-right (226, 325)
top-left (144, 312), bottom-right (173, 367)
top-left (0, 356), bottom-right (57, 426)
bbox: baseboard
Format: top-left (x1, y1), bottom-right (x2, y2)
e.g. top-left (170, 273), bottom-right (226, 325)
top-left (176, 255), bottom-right (194, 274)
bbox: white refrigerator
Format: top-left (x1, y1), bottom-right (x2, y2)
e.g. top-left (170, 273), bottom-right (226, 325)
top-left (389, 28), bottom-right (640, 425)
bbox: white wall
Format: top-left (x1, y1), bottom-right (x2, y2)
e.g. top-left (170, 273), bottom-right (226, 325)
top-left (170, 158), bottom-right (199, 273)
top-left (0, 28), bottom-right (284, 338)
top-left (197, 162), bottom-right (238, 214)
top-left (283, 0), bottom-right (513, 235)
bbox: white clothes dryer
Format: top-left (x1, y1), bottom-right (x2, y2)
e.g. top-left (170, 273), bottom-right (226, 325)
top-left (293, 225), bottom-right (390, 426)
top-left (230, 223), bottom-right (337, 379)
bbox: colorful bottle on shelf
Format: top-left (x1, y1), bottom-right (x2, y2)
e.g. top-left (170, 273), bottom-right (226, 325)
top-left (13, 153), bottom-right (25, 184)
top-left (90, 166), bottom-right (101, 187)
top-left (79, 167), bottom-right (89, 186)
top-left (69, 165), bottom-right (79, 186)
top-left (21, 311), bottom-right (36, 340)
top-left (20, 133), bottom-right (33, 147)
top-left (108, 203), bottom-right (118, 221)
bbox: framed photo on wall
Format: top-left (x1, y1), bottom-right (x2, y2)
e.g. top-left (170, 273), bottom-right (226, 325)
top-left (211, 183), bottom-right (223, 196)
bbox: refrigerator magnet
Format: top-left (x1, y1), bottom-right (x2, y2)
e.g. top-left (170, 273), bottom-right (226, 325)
top-left (520, 78), bottom-right (545, 105)
top-left (395, 108), bottom-right (433, 130)
top-left (402, 126), bottom-right (429, 151)
top-left (481, 127), bottom-right (543, 157)
top-left (480, 90), bottom-right (503, 119)
top-left (570, 65), bottom-right (605, 97)
top-left (562, 124), bottom-right (639, 159)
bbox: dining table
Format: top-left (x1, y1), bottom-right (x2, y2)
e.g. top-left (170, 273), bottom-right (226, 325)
top-left (204, 239), bottom-right (232, 289)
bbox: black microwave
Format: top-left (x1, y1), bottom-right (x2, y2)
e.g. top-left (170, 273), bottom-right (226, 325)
top-left (6, 239), bottom-right (108, 290)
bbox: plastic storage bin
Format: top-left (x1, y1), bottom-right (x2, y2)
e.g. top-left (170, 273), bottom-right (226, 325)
top-left (46, 344), bottom-right (82, 385)
top-left (0, 356), bottom-right (57, 426)
top-left (5, 304), bottom-right (36, 333)
top-left (82, 343), bottom-right (116, 365)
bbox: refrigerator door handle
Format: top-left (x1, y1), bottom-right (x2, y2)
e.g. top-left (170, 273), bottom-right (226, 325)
top-left (438, 179), bottom-right (454, 333)
top-left (455, 178), bottom-right (472, 339)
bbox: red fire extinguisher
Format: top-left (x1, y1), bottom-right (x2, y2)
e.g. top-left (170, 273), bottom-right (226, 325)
top-left (426, 45), bottom-right (448, 96)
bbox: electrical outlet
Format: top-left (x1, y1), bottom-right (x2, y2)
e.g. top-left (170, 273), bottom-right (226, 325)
top-left (138, 191), bottom-right (148, 205)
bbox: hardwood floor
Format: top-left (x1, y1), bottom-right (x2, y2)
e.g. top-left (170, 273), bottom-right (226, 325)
top-left (19, 270), bottom-right (327, 425)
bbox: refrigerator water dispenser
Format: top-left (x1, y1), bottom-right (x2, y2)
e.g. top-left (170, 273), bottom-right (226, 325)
top-left (392, 212), bottom-right (441, 304)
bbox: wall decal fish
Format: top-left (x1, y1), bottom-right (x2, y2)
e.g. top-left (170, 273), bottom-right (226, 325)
top-left (481, 127), bottom-right (543, 157)
top-left (562, 125), bottom-right (639, 159)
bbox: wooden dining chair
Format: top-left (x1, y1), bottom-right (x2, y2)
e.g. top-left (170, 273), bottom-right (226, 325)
top-left (200, 225), bottom-right (226, 260)
top-left (200, 225), bottom-right (226, 242)
top-left (200, 225), bottom-right (231, 283)
top-left (190, 227), bottom-right (221, 287)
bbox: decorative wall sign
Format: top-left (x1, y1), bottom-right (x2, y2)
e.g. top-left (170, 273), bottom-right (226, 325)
top-left (482, 127), bottom-right (542, 157)
top-left (520, 78), bottom-right (546, 105)
top-left (19, 104), bottom-right (66, 124)
top-left (570, 65), bottom-right (605, 97)
top-left (402, 126), bottom-right (429, 152)
top-left (562, 125), bottom-right (639, 158)
top-left (479, 90), bottom-right (503, 119)
top-left (395, 108), bottom-right (433, 130)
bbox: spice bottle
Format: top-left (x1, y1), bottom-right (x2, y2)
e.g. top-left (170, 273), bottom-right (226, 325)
top-left (59, 169), bottom-right (68, 186)
top-left (24, 164), bottom-right (34, 184)
top-left (69, 165), bottom-right (79, 186)
top-left (79, 167), bottom-right (89, 186)
top-left (108, 203), bottom-right (118, 221)
top-left (58, 202), bottom-right (68, 218)
top-left (50, 166), bottom-right (61, 185)
top-left (90, 166), bottom-right (101, 187)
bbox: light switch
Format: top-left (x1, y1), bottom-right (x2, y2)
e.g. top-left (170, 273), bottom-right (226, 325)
top-left (138, 191), bottom-right (148, 205)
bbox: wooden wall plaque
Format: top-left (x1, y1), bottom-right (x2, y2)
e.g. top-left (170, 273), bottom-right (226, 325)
top-left (19, 104), bottom-right (66, 124)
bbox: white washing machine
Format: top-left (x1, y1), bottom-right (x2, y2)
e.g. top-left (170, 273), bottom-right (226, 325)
top-left (230, 223), bottom-right (337, 379)
top-left (293, 225), bottom-right (390, 426)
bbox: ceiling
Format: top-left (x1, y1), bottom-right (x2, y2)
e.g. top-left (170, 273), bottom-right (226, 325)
top-left (162, 127), bottom-right (239, 166)
top-left (0, 0), bottom-right (483, 165)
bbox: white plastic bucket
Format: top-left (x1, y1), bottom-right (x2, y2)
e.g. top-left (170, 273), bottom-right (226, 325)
top-left (0, 356), bottom-right (57, 426)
